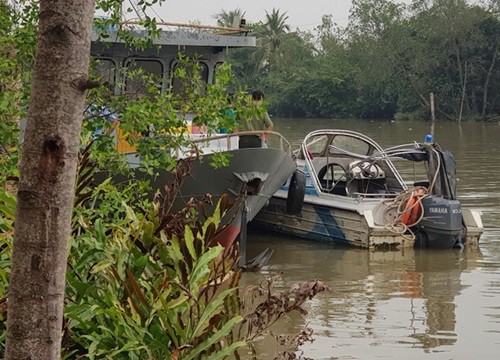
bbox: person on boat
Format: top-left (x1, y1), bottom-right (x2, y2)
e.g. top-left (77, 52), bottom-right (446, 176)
top-left (237, 90), bottom-right (273, 148)
top-left (219, 93), bottom-right (236, 134)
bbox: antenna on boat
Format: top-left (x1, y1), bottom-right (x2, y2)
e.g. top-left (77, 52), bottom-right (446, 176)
top-left (128, 0), bottom-right (147, 21)
top-left (429, 92), bottom-right (436, 142)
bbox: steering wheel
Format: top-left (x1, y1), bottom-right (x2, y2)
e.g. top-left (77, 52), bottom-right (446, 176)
top-left (353, 161), bottom-right (380, 179)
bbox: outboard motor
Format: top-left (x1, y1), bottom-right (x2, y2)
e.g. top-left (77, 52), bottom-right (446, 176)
top-left (415, 196), bottom-right (465, 249)
top-left (402, 143), bottom-right (467, 249)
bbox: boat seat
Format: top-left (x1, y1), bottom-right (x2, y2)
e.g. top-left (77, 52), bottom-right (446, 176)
top-left (328, 181), bottom-right (348, 196)
top-left (343, 160), bottom-right (390, 195)
top-left (348, 160), bottom-right (385, 180)
top-left (346, 177), bottom-right (389, 196)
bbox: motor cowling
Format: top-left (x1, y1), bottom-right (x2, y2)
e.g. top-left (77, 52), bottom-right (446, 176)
top-left (416, 196), bottom-right (464, 249)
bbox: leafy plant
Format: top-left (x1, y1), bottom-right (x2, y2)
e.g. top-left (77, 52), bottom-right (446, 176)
top-left (65, 194), bottom-right (245, 359)
top-left (0, 3), bottom-right (328, 358)
top-left (1, 139), bottom-right (329, 359)
top-left (0, 189), bottom-right (15, 353)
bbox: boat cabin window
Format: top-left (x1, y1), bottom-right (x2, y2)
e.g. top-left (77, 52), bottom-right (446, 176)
top-left (329, 135), bottom-right (370, 157)
top-left (171, 60), bottom-right (209, 97)
top-left (93, 58), bottom-right (116, 86)
top-left (125, 59), bottom-right (164, 97)
top-left (306, 134), bottom-right (329, 156)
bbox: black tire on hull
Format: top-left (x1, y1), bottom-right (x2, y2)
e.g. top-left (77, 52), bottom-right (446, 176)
top-left (286, 170), bottom-right (306, 215)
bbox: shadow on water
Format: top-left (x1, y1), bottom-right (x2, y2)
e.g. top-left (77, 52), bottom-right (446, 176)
top-left (242, 119), bottom-right (500, 359)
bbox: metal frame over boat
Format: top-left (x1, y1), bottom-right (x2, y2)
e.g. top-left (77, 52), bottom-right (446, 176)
top-left (252, 129), bottom-right (484, 249)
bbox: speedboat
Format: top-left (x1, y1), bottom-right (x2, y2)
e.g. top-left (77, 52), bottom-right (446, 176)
top-left (252, 129), bottom-right (483, 249)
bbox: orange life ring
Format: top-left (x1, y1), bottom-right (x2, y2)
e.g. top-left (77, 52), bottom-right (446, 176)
top-left (401, 189), bottom-right (425, 226)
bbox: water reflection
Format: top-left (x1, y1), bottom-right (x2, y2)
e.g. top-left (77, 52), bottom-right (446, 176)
top-left (245, 233), bottom-right (484, 358)
top-left (410, 250), bottom-right (472, 349)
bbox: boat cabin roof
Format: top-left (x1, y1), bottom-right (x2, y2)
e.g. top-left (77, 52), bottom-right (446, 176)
top-left (92, 29), bottom-right (256, 49)
top-left (90, 28), bottom-right (256, 94)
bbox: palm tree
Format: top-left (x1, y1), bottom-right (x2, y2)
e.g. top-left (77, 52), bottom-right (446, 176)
top-left (254, 8), bottom-right (291, 72)
top-left (213, 8), bottom-right (246, 28)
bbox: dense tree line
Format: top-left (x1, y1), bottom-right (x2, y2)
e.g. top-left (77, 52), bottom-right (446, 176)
top-left (224, 0), bottom-right (500, 121)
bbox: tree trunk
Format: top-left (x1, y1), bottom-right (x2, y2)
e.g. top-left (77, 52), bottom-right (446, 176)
top-left (453, 39), bottom-right (471, 114)
top-left (482, 48), bottom-right (497, 118)
top-left (458, 61), bottom-right (468, 123)
top-left (5, 1), bottom-right (96, 359)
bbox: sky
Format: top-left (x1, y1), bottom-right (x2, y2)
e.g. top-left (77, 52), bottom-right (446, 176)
top-left (147, 0), bottom-right (356, 30)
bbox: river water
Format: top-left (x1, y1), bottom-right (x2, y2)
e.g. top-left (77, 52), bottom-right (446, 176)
top-left (244, 118), bottom-right (500, 359)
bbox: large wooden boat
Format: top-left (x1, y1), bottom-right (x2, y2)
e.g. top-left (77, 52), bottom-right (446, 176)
top-left (90, 25), bottom-right (296, 249)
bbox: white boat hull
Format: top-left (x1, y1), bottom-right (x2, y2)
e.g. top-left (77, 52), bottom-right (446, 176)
top-left (253, 189), bottom-right (483, 250)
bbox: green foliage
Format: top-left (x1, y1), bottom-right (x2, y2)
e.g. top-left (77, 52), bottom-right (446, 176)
top-left (1, 152), bottom-right (327, 358)
top-left (0, 1), bottom-right (36, 184)
top-left (253, 8), bottom-right (291, 73)
top-left (95, 0), bottom-right (166, 49)
top-left (347, 0), bottom-right (405, 39)
top-left (0, 156), bottom-right (245, 359)
top-left (230, 0), bottom-right (500, 120)
top-left (0, 122), bottom-right (19, 184)
top-left (65, 181), bottom-right (244, 359)
top-left (83, 54), bottom-right (263, 172)
top-left (0, 3), bottom-right (328, 359)
top-left (0, 189), bottom-right (15, 353)
top-left (209, 151), bottom-right (232, 168)
top-left (212, 7), bottom-right (246, 27)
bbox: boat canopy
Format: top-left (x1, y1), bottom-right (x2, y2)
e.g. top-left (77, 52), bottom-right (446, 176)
top-left (397, 145), bottom-right (458, 200)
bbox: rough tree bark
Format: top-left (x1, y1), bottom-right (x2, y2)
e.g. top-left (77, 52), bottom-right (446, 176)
top-left (482, 47), bottom-right (497, 118)
top-left (5, 1), bottom-right (96, 359)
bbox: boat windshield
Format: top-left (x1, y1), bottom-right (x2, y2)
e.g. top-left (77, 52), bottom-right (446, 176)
top-left (301, 130), bottom-right (407, 197)
top-left (329, 135), bottom-right (371, 157)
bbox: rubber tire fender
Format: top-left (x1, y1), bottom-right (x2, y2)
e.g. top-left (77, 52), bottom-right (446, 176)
top-left (286, 170), bottom-right (307, 215)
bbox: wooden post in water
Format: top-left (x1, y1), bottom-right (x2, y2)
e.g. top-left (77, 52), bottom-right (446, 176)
top-left (430, 93), bottom-right (436, 140)
top-left (238, 203), bottom-right (248, 267)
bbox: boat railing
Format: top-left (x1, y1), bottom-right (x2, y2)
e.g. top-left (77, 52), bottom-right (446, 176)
top-left (116, 130), bottom-right (293, 158)
top-left (301, 130), bottom-right (409, 194)
top-left (122, 20), bottom-right (251, 35)
top-left (179, 130), bottom-right (293, 155)
top-left (301, 141), bottom-right (327, 194)
top-left (301, 143), bottom-right (409, 197)
top-left (348, 192), bottom-right (399, 198)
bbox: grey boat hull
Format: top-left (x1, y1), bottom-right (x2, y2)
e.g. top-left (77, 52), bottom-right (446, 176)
top-left (142, 148), bottom-right (297, 247)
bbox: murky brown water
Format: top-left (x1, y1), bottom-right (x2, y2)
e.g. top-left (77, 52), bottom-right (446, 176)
top-left (245, 119), bottom-right (500, 359)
